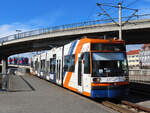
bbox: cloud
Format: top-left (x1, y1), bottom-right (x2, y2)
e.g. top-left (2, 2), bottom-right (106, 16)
top-left (0, 23), bottom-right (32, 38)
top-left (0, 8), bottom-right (64, 38)
top-left (0, 23), bottom-right (35, 58)
top-left (1, 9), bottom-right (64, 58)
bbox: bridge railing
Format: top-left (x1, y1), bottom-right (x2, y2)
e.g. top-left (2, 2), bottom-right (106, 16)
top-left (0, 14), bottom-right (150, 43)
top-left (0, 19), bottom-right (112, 43)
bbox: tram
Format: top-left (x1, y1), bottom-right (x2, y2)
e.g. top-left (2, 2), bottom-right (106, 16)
top-left (31, 37), bottom-right (129, 98)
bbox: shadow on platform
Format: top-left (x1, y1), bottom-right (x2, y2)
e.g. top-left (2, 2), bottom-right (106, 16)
top-left (8, 75), bottom-right (35, 92)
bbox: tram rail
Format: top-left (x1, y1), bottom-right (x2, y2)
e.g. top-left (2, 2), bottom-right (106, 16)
top-left (129, 82), bottom-right (150, 96)
top-left (130, 89), bottom-right (150, 97)
top-left (102, 100), bottom-right (150, 113)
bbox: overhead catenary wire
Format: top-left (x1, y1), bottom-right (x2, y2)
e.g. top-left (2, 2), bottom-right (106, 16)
top-left (96, 3), bottom-right (119, 25)
top-left (122, 9), bottom-right (138, 26)
top-left (126, 0), bottom-right (140, 7)
top-left (88, 1), bottom-right (145, 24)
top-left (120, 0), bottom-right (126, 5)
top-left (96, 1), bottom-right (140, 40)
top-left (96, 3), bottom-right (138, 11)
top-left (96, 1), bottom-right (144, 24)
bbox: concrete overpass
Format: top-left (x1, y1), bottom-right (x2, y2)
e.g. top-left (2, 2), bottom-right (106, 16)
top-left (0, 19), bottom-right (150, 57)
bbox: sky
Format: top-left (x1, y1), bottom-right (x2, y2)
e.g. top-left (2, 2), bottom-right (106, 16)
top-left (0, 0), bottom-right (149, 57)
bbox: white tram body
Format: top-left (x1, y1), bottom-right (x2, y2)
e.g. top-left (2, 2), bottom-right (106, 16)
top-left (31, 37), bottom-right (129, 98)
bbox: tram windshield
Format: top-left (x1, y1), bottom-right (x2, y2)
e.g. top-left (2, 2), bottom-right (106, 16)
top-left (92, 52), bottom-right (128, 77)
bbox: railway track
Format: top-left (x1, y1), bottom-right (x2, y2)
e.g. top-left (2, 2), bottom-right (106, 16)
top-left (130, 88), bottom-right (150, 97)
top-left (129, 86), bottom-right (150, 97)
top-left (101, 100), bottom-right (150, 113)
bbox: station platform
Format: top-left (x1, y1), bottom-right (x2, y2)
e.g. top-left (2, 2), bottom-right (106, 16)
top-left (0, 74), bottom-right (116, 113)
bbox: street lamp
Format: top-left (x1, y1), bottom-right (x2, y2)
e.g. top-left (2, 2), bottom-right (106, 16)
top-left (16, 30), bottom-right (22, 39)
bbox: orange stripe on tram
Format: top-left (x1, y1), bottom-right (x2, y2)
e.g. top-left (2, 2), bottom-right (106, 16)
top-left (83, 91), bottom-right (91, 97)
top-left (64, 39), bottom-right (86, 88)
top-left (91, 81), bottom-right (129, 86)
top-left (63, 72), bottom-right (72, 88)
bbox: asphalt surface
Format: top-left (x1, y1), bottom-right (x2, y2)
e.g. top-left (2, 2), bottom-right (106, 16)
top-left (9, 75), bottom-right (33, 92)
top-left (0, 74), bottom-right (117, 113)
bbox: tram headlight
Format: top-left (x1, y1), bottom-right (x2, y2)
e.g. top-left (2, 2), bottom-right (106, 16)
top-left (93, 78), bottom-right (101, 83)
top-left (123, 76), bottom-right (128, 81)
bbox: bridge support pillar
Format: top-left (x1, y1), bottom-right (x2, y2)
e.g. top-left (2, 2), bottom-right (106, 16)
top-left (2, 57), bottom-right (8, 74)
top-left (1, 57), bottom-right (8, 90)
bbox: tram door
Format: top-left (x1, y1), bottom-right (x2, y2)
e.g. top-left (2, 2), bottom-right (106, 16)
top-left (56, 59), bottom-right (61, 85)
top-left (77, 54), bottom-right (84, 92)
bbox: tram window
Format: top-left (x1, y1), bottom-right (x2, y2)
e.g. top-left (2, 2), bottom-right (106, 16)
top-left (41, 61), bottom-right (42, 69)
top-left (35, 61), bottom-right (39, 70)
top-left (52, 59), bottom-right (56, 73)
top-left (84, 53), bottom-right (90, 74)
top-left (91, 43), bottom-right (125, 51)
top-left (70, 55), bottom-right (75, 72)
top-left (41, 60), bottom-right (45, 71)
top-left (50, 58), bottom-right (56, 73)
top-left (53, 54), bottom-right (56, 58)
top-left (46, 61), bottom-right (49, 72)
top-left (50, 58), bottom-right (53, 72)
top-left (43, 60), bottom-right (45, 70)
top-left (31, 61), bottom-right (33, 67)
top-left (64, 56), bottom-right (69, 72)
top-left (58, 60), bottom-right (61, 80)
top-left (64, 55), bottom-right (75, 72)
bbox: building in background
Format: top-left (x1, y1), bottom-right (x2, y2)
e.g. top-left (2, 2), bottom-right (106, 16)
top-left (8, 57), bottom-right (29, 65)
top-left (139, 44), bottom-right (150, 69)
top-left (127, 49), bottom-right (140, 69)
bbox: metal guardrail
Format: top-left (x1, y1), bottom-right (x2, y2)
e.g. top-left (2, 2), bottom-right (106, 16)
top-left (129, 69), bottom-right (150, 76)
top-left (0, 14), bottom-right (150, 44)
top-left (129, 69), bottom-right (150, 83)
top-left (0, 19), bottom-right (112, 43)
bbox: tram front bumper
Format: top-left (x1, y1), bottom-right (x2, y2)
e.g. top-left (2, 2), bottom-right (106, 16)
top-left (91, 85), bottom-right (129, 98)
